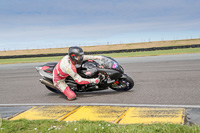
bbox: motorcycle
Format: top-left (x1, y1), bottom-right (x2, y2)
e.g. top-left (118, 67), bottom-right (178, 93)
top-left (36, 56), bottom-right (134, 93)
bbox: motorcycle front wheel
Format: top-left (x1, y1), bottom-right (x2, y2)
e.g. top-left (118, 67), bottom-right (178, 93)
top-left (110, 76), bottom-right (134, 91)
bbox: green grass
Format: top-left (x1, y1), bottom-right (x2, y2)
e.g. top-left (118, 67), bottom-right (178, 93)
top-left (103, 48), bottom-right (200, 58)
top-left (0, 119), bottom-right (200, 133)
top-left (0, 56), bottom-right (63, 64)
top-left (0, 48), bottom-right (200, 64)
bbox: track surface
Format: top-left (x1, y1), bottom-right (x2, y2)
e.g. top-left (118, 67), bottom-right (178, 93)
top-left (0, 54), bottom-right (200, 105)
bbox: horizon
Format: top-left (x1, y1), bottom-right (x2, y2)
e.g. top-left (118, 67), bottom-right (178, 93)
top-left (1, 38), bottom-right (200, 52)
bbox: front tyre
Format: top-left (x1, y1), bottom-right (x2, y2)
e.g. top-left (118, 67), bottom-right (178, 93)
top-left (110, 76), bottom-right (134, 91)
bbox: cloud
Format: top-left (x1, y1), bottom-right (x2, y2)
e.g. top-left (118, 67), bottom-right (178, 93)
top-left (1, 18), bottom-right (199, 41)
top-left (0, 0), bottom-right (200, 50)
top-left (1, 0), bottom-right (200, 23)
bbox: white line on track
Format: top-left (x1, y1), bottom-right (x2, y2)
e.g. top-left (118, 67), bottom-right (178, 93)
top-left (0, 103), bottom-right (200, 108)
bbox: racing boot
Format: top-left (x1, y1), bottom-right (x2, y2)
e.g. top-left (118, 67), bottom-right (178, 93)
top-left (63, 86), bottom-right (77, 101)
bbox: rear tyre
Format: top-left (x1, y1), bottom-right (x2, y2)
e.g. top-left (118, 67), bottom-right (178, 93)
top-left (45, 85), bottom-right (61, 93)
top-left (110, 76), bottom-right (134, 91)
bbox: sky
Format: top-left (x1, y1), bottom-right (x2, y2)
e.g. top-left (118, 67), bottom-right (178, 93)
top-left (0, 0), bottom-right (200, 51)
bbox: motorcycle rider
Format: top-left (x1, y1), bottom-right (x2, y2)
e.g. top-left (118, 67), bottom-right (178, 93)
top-left (53, 46), bottom-right (103, 100)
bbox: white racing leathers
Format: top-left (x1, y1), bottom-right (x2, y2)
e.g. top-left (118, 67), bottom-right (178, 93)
top-left (53, 55), bottom-right (102, 100)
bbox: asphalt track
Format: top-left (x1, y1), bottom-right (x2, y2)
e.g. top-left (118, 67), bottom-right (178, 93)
top-left (0, 53), bottom-right (200, 106)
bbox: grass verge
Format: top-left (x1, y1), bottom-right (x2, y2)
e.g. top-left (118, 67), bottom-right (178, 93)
top-left (0, 119), bottom-right (200, 133)
top-left (0, 48), bottom-right (200, 64)
top-left (1, 38), bottom-right (200, 56)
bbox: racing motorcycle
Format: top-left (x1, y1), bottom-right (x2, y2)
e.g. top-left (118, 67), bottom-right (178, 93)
top-left (36, 56), bottom-right (134, 93)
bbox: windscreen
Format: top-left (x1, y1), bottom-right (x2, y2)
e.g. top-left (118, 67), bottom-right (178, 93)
top-left (97, 56), bottom-right (119, 69)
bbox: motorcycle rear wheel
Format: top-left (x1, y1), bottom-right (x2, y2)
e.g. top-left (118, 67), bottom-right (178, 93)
top-left (45, 85), bottom-right (61, 93)
top-left (110, 76), bottom-right (134, 91)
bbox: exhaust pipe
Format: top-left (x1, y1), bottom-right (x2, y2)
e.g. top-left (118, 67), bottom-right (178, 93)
top-left (39, 79), bottom-right (60, 91)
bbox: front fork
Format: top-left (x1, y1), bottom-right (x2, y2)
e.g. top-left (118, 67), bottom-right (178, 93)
top-left (110, 74), bottom-right (129, 87)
